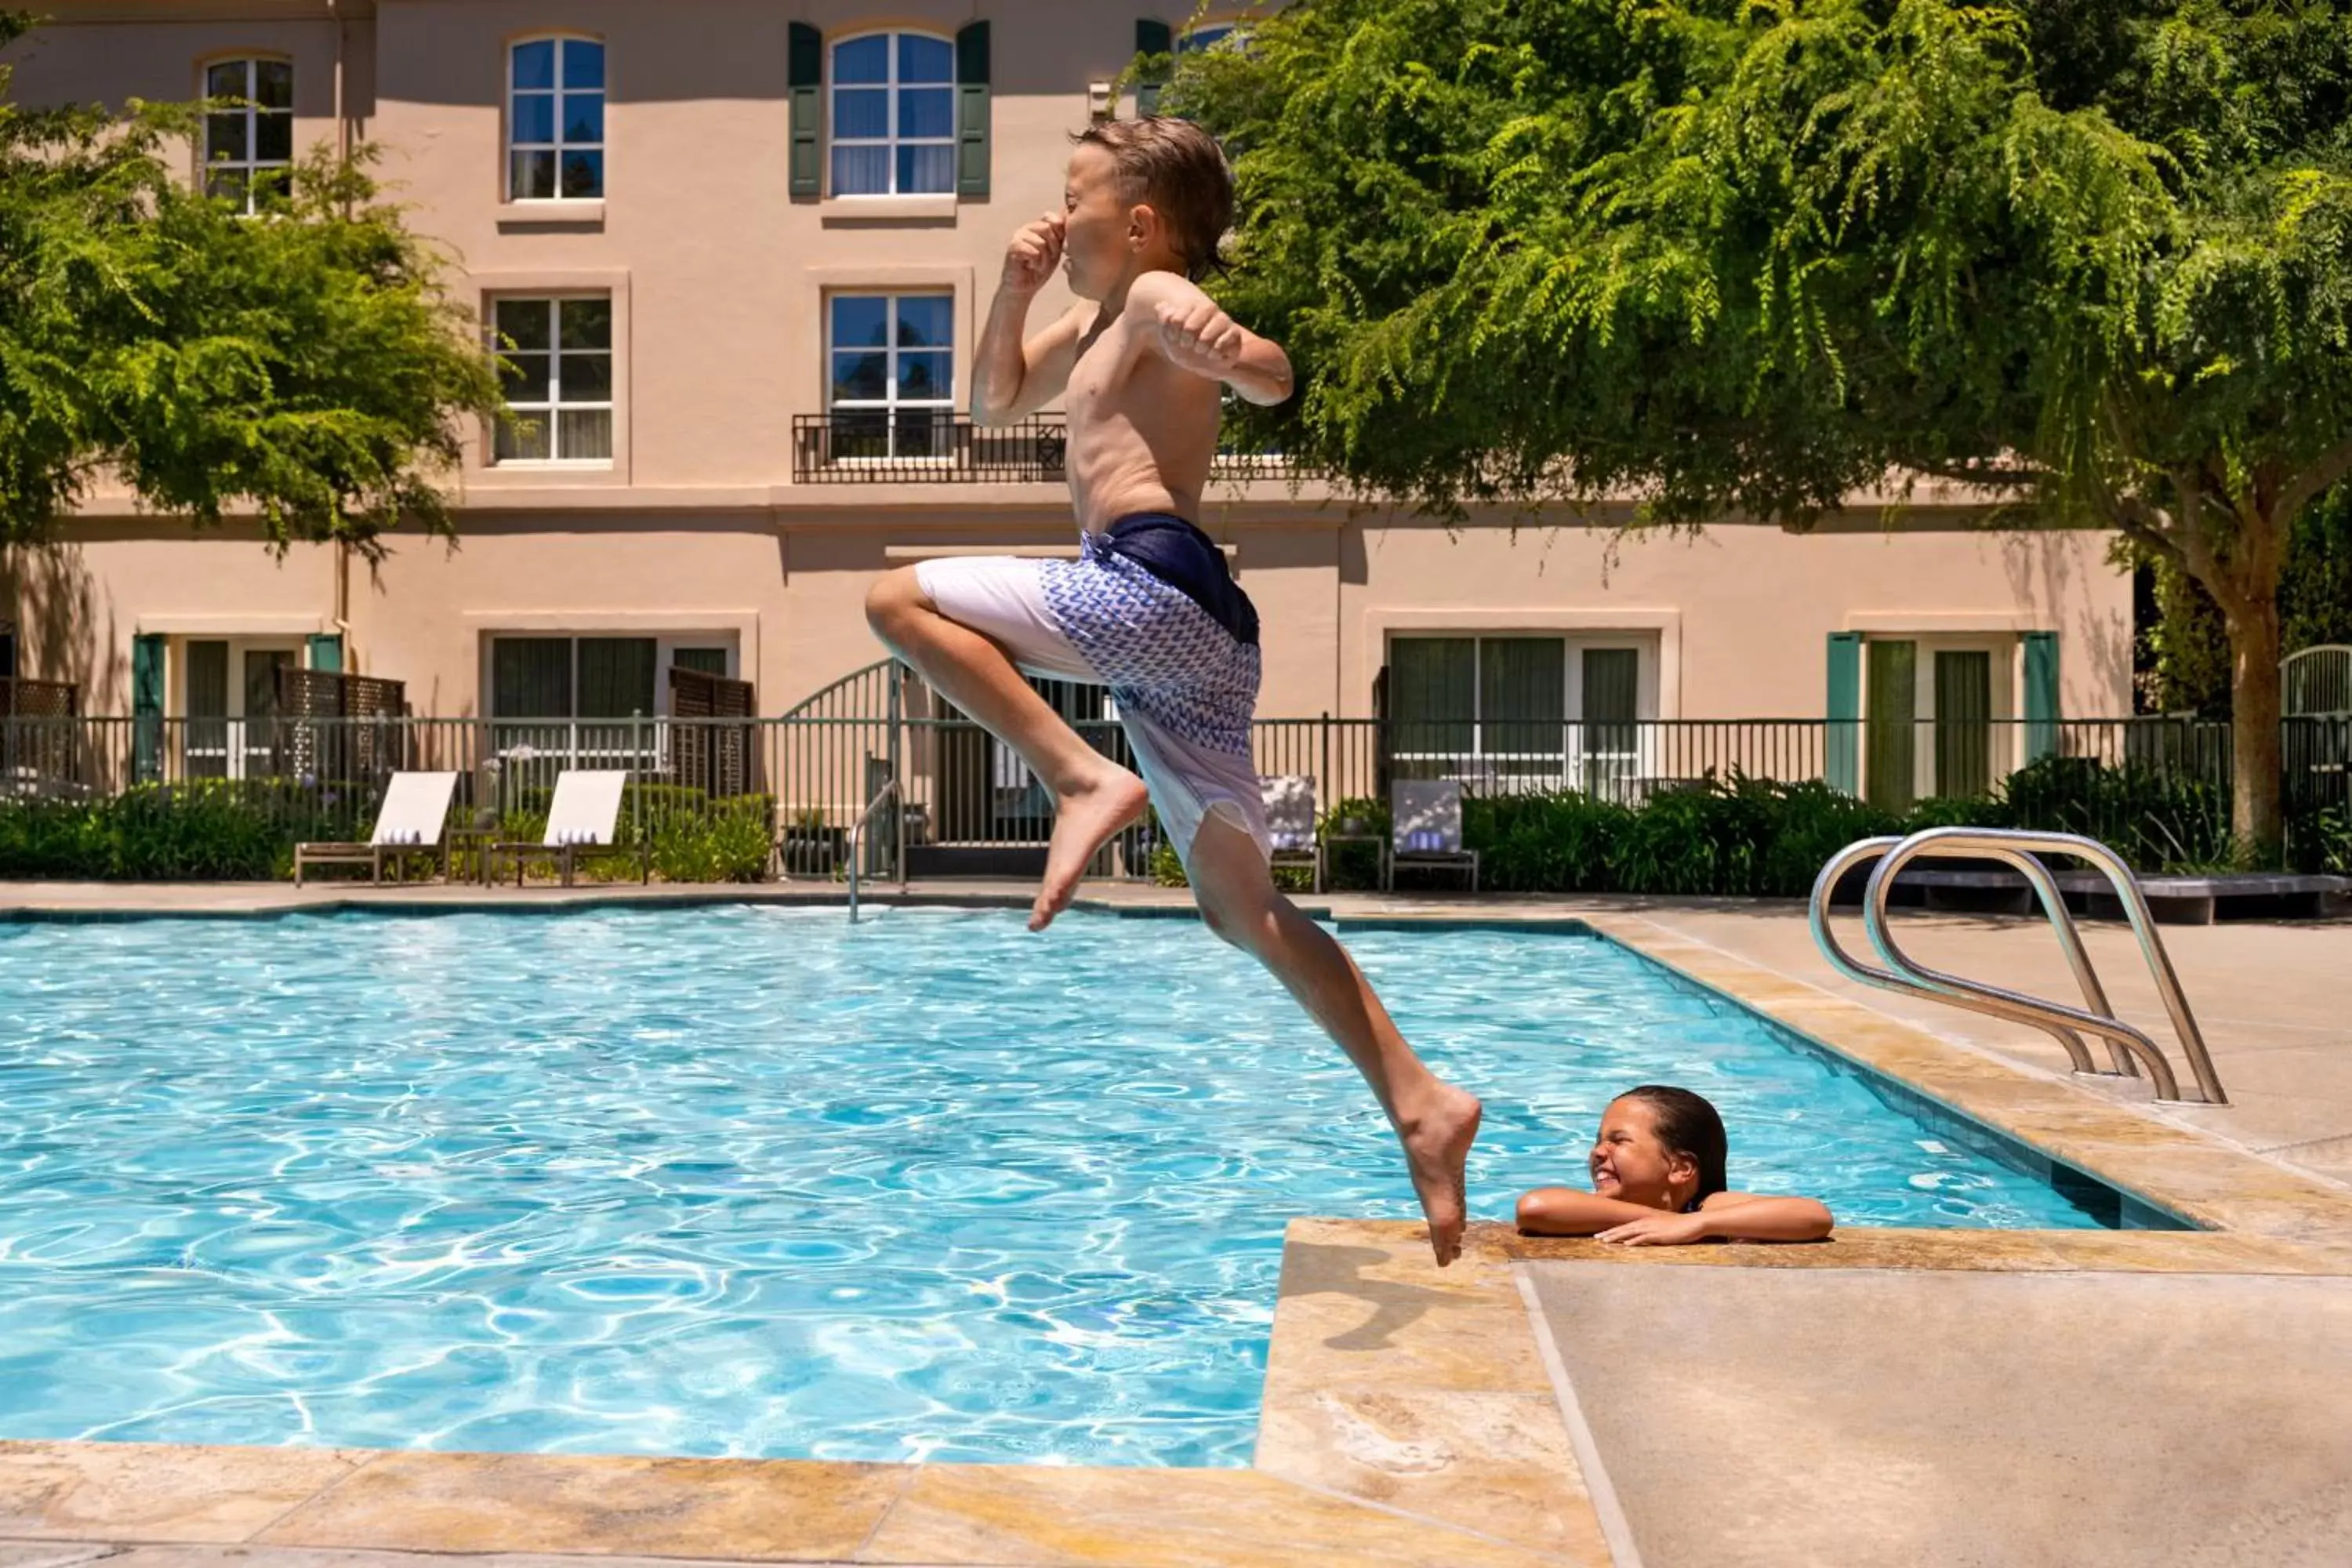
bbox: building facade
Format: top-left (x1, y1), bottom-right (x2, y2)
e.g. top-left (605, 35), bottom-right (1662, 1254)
top-left (3, 1), bottom-right (2131, 804)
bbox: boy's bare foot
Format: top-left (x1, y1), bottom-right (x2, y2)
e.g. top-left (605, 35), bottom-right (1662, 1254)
top-left (1399, 1086), bottom-right (1483, 1266)
top-left (1032, 764), bottom-right (1149, 931)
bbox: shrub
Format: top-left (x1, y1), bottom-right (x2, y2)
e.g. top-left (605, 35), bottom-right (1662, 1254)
top-left (1996, 754), bottom-right (2232, 871)
top-left (1465, 790), bottom-right (1629, 892)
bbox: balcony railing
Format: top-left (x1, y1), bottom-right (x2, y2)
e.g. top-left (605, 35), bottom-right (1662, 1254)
top-left (791, 412), bottom-right (1292, 484)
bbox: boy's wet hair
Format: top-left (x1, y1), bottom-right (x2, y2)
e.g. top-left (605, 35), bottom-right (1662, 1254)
top-left (1618, 1086), bottom-right (1730, 1203)
top-left (1070, 116), bottom-right (1234, 282)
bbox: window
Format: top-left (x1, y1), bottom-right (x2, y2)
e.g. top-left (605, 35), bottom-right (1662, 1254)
top-left (1863, 637), bottom-right (2006, 810)
top-left (204, 58), bottom-right (293, 212)
top-left (829, 31), bottom-right (954, 194)
top-left (827, 292), bottom-right (954, 459)
top-left (492, 296), bottom-right (614, 463)
top-left (0, 622), bottom-right (14, 681)
top-left (1178, 23), bottom-right (1245, 53)
top-left (1388, 635), bottom-right (1651, 797)
top-left (180, 637), bottom-right (299, 779)
top-left (508, 37), bottom-right (604, 200)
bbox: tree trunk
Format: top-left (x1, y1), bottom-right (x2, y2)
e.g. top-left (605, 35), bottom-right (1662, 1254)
top-left (2223, 593), bottom-right (2285, 863)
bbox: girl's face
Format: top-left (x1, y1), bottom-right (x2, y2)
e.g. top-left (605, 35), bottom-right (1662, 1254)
top-left (1589, 1096), bottom-right (1697, 1210)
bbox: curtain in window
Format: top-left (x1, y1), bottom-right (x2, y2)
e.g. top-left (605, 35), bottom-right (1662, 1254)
top-left (1865, 640), bottom-right (1918, 812)
top-left (1480, 637), bottom-right (1565, 763)
top-left (1934, 651), bottom-right (1993, 799)
top-left (493, 638), bottom-right (572, 718)
top-left (672, 648), bottom-right (729, 677)
top-left (1580, 648), bottom-right (1640, 795)
top-left (185, 641), bottom-right (230, 779)
top-left (577, 637), bottom-right (657, 719)
top-left (1388, 638), bottom-right (1475, 769)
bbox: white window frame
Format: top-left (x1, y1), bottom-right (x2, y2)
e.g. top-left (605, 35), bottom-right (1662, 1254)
top-left (176, 636), bottom-right (305, 781)
top-left (506, 34), bottom-right (605, 202)
top-left (827, 29), bottom-right (956, 197)
top-left (826, 291), bottom-right (956, 462)
top-left (201, 56), bottom-right (294, 215)
top-left (1387, 634), bottom-right (1659, 800)
top-left (488, 295), bottom-right (615, 466)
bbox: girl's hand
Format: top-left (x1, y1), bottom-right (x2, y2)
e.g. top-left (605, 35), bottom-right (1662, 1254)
top-left (1595, 1210), bottom-right (1710, 1247)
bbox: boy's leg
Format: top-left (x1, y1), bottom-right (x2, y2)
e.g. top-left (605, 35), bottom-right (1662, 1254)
top-left (866, 566), bottom-right (1147, 930)
top-left (1184, 811), bottom-right (1483, 1267)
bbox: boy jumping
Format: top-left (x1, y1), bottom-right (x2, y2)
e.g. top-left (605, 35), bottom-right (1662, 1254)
top-left (865, 118), bottom-right (1482, 1265)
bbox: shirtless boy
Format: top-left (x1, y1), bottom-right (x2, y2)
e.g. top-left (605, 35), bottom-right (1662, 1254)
top-left (864, 118), bottom-right (1482, 1265)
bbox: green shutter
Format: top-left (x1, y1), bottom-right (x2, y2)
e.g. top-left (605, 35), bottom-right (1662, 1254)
top-left (2023, 630), bottom-right (2059, 762)
top-left (1136, 18), bottom-right (1172, 114)
top-left (956, 22), bottom-right (990, 198)
top-left (132, 633), bottom-right (165, 783)
top-left (1825, 631), bottom-right (1861, 796)
top-left (307, 632), bottom-right (343, 673)
top-left (789, 22), bottom-right (822, 199)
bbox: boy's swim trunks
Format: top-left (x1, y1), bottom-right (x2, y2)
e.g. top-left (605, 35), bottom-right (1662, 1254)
top-left (914, 513), bottom-right (1269, 866)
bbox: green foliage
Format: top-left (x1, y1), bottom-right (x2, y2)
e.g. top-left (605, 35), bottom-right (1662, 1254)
top-left (1178, 0), bottom-right (2352, 847)
top-left (0, 10), bottom-right (504, 554)
top-left (2134, 483), bottom-right (2352, 715)
top-left (1462, 790), bottom-right (1630, 891)
top-left (1996, 753), bottom-right (2231, 869)
top-left (0, 779), bottom-right (774, 883)
top-left (0, 779), bottom-right (354, 879)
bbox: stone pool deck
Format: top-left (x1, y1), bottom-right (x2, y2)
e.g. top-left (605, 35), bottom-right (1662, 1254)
top-left (3, 880), bottom-right (2350, 1565)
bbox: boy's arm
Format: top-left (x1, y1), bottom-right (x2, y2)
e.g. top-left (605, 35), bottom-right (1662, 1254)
top-left (1127, 270), bottom-right (1293, 406)
top-left (972, 213), bottom-right (1086, 426)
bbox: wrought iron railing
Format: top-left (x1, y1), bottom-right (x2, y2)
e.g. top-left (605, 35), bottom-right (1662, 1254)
top-left (789, 412), bottom-right (1293, 484)
top-left (0, 710), bottom-right (2344, 880)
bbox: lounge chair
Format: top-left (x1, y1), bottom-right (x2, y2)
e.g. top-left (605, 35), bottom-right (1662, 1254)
top-left (1383, 779), bottom-right (1479, 891)
top-left (489, 769), bottom-right (647, 887)
top-left (1259, 774), bottom-right (1323, 893)
top-left (293, 771), bottom-right (459, 887)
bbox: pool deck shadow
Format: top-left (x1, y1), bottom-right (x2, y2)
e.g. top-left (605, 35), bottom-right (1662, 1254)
top-left (5, 883), bottom-right (2352, 1563)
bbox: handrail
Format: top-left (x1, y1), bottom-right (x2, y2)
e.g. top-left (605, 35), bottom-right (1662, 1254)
top-left (1809, 827), bottom-right (2227, 1105)
top-left (1808, 839), bottom-right (2107, 1078)
top-left (845, 777), bottom-right (903, 924)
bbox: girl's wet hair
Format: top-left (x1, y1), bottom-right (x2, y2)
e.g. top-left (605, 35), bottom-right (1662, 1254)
top-left (1618, 1086), bottom-right (1728, 1203)
top-left (1069, 116), bottom-right (1234, 282)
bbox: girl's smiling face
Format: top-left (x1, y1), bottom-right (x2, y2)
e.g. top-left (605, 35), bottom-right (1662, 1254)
top-left (1589, 1095), bottom-right (1698, 1210)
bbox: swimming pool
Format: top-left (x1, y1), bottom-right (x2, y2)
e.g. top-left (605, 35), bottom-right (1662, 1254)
top-left (0, 905), bottom-right (2117, 1467)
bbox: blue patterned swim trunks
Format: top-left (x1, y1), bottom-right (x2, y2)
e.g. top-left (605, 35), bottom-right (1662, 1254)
top-left (914, 514), bottom-right (1270, 865)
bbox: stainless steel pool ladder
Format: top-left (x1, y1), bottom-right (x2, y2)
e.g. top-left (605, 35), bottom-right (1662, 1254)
top-left (1808, 827), bottom-right (2227, 1105)
top-left (846, 778), bottom-right (907, 924)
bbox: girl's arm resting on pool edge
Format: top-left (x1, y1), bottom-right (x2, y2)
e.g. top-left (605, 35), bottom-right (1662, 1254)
top-left (1517, 1188), bottom-right (1835, 1244)
top-left (1514, 1188), bottom-right (1671, 1236)
top-left (1686, 1192), bottom-right (1835, 1243)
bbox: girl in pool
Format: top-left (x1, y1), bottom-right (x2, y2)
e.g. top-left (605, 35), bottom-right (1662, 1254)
top-left (1516, 1085), bottom-right (1834, 1244)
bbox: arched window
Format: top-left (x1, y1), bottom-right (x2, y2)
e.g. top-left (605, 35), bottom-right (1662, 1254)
top-left (202, 57), bottom-right (292, 212)
top-left (1178, 23), bottom-right (1245, 53)
top-left (508, 36), bottom-right (605, 201)
top-left (829, 31), bottom-right (955, 196)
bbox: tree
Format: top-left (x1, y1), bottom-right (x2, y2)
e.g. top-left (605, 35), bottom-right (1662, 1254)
top-left (1177, 0), bottom-right (2352, 858)
top-left (0, 10), bottom-right (503, 559)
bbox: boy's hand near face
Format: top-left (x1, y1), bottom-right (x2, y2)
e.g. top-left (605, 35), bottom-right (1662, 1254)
top-left (1002, 212), bottom-right (1066, 296)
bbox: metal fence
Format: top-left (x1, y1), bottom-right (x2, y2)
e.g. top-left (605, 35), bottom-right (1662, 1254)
top-left (1, 708), bottom-right (2345, 879)
top-left (789, 412), bottom-right (1293, 485)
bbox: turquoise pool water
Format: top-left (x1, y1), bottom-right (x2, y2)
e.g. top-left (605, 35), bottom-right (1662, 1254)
top-left (0, 906), bottom-right (2108, 1466)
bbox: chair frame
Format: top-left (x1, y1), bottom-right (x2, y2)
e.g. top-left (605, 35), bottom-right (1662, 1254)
top-left (488, 771), bottom-right (649, 888)
top-left (1260, 775), bottom-right (1325, 894)
top-left (1380, 781), bottom-right (1480, 892)
top-left (292, 772), bottom-right (459, 888)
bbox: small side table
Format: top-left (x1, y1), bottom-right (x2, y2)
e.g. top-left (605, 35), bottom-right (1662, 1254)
top-left (445, 827), bottom-right (499, 887)
top-left (1321, 833), bottom-right (1386, 891)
